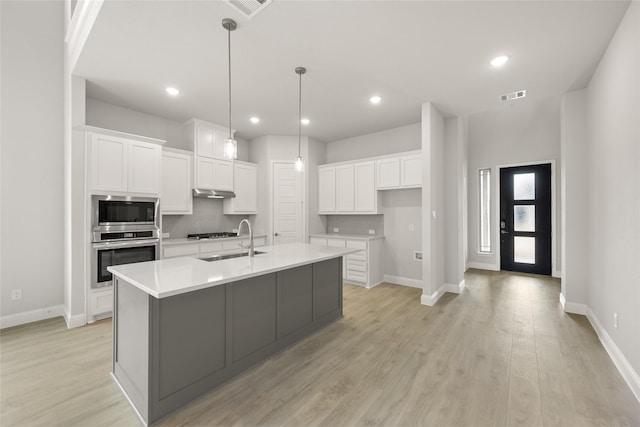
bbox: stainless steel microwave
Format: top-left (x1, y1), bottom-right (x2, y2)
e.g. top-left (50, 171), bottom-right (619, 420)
top-left (91, 195), bottom-right (159, 242)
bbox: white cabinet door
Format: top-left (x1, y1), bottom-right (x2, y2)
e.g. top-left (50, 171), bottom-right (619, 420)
top-left (91, 133), bottom-right (128, 192)
top-left (195, 124), bottom-right (216, 158)
top-left (161, 151), bottom-right (192, 214)
top-left (214, 159), bottom-right (234, 191)
top-left (223, 162), bottom-right (257, 214)
top-left (354, 161), bottom-right (377, 213)
top-left (195, 157), bottom-right (216, 189)
top-left (129, 141), bottom-right (160, 195)
top-left (318, 167), bottom-right (336, 213)
top-left (401, 154), bottom-right (422, 187)
top-left (336, 165), bottom-right (355, 213)
top-left (376, 157), bottom-right (400, 189)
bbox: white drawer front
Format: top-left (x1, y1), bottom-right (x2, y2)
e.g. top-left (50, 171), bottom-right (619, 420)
top-left (163, 245), bottom-right (199, 258)
top-left (222, 239), bottom-right (248, 251)
top-left (347, 251), bottom-right (366, 261)
top-left (347, 259), bottom-right (367, 272)
top-left (327, 238), bottom-right (346, 248)
top-left (254, 237), bottom-right (267, 247)
top-left (309, 237), bottom-right (328, 246)
top-left (346, 240), bottom-right (367, 250)
top-left (346, 270), bottom-right (367, 283)
top-left (199, 242), bottom-right (223, 253)
top-left (90, 289), bottom-right (113, 315)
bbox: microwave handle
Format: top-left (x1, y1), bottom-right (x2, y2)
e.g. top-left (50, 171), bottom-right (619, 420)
top-left (92, 239), bottom-right (159, 250)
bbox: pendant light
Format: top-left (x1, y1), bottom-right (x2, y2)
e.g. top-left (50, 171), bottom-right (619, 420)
top-left (294, 66), bottom-right (306, 172)
top-left (222, 18), bottom-right (237, 160)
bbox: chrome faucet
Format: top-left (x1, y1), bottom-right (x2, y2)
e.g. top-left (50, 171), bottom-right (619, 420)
top-left (237, 219), bottom-right (254, 257)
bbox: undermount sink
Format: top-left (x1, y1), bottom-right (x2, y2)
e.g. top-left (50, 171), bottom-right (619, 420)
top-left (200, 251), bottom-right (266, 262)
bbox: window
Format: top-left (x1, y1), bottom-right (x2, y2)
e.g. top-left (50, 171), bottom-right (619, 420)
top-left (479, 168), bottom-right (491, 253)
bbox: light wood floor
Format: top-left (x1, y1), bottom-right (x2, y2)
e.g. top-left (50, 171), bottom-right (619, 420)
top-left (2, 270), bottom-right (639, 426)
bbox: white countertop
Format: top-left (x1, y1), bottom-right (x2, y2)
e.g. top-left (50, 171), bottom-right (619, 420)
top-left (309, 233), bottom-right (385, 241)
top-left (108, 243), bottom-right (357, 299)
top-left (162, 235), bottom-right (267, 247)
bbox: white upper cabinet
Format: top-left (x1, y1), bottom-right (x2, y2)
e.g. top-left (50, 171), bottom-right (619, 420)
top-left (223, 161), bottom-right (257, 214)
top-left (89, 132), bottom-right (162, 195)
top-left (318, 166), bottom-right (336, 213)
top-left (354, 161), bottom-right (377, 212)
top-left (400, 153), bottom-right (422, 187)
top-left (336, 164), bottom-right (355, 213)
top-left (185, 118), bottom-right (233, 160)
top-left (195, 158), bottom-right (234, 191)
top-left (161, 149), bottom-right (192, 215)
top-left (375, 151), bottom-right (422, 190)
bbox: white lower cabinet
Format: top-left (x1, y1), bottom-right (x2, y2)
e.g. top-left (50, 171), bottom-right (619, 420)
top-left (162, 236), bottom-right (267, 259)
top-left (309, 235), bottom-right (383, 288)
top-left (89, 288), bottom-right (113, 320)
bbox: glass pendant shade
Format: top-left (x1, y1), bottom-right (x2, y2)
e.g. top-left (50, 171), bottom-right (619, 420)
top-left (224, 138), bottom-right (237, 160)
top-left (294, 156), bottom-right (304, 172)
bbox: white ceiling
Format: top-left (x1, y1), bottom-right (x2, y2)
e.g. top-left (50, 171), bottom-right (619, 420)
top-left (75, 0), bottom-right (629, 142)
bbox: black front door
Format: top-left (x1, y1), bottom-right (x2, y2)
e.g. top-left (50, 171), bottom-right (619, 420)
top-left (500, 164), bottom-right (552, 275)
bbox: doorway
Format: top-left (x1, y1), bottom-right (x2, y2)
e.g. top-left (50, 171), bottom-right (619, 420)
top-left (499, 163), bottom-right (552, 275)
top-left (271, 161), bottom-right (303, 245)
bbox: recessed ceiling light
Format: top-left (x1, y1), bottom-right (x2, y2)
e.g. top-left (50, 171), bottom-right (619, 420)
top-left (301, 118), bottom-right (310, 125)
top-left (165, 87), bottom-right (180, 96)
top-left (490, 55), bottom-right (509, 67)
top-left (370, 95), bottom-right (382, 104)
top-left (250, 117), bottom-right (260, 124)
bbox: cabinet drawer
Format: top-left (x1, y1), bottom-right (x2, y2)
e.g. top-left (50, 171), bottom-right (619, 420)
top-left (163, 245), bottom-right (199, 258)
top-left (309, 237), bottom-right (327, 246)
top-left (90, 288), bottom-right (113, 315)
top-left (254, 237), bottom-right (266, 247)
top-left (346, 270), bottom-right (367, 283)
top-left (327, 238), bottom-right (346, 248)
top-left (346, 240), bottom-right (367, 250)
top-left (347, 251), bottom-right (366, 261)
top-left (199, 242), bottom-right (223, 253)
top-left (347, 259), bottom-right (367, 272)
top-left (222, 239), bottom-right (248, 251)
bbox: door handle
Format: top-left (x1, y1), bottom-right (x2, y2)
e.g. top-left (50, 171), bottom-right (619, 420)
top-left (274, 233), bottom-right (279, 236)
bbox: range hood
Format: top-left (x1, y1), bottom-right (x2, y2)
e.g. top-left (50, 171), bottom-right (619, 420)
top-left (193, 189), bottom-right (236, 199)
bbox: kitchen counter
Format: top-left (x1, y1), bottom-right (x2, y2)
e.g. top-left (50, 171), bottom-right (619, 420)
top-left (309, 233), bottom-right (385, 241)
top-left (108, 242), bottom-right (357, 299)
top-left (162, 234), bottom-right (267, 246)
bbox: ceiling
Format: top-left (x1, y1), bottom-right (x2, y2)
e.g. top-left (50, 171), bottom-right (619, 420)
top-left (75, 0), bottom-right (629, 142)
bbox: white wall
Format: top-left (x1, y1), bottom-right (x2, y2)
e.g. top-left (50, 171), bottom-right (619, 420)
top-left (467, 97), bottom-right (562, 273)
top-left (560, 89), bottom-right (589, 306)
top-left (325, 123), bottom-right (420, 163)
top-left (85, 98), bottom-right (250, 160)
top-left (585, 1), bottom-right (640, 379)
top-left (1, 1), bottom-right (65, 322)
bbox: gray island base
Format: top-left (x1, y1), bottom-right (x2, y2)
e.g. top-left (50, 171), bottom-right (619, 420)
top-left (112, 257), bottom-right (343, 425)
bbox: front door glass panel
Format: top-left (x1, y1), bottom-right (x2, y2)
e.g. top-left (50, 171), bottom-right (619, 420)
top-left (514, 205), bottom-right (535, 232)
top-left (513, 173), bottom-right (535, 200)
top-left (514, 236), bottom-right (536, 264)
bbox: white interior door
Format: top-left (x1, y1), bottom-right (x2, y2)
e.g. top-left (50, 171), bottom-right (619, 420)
top-left (273, 162), bottom-right (303, 245)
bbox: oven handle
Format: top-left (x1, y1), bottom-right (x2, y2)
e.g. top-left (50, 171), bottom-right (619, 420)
top-left (92, 239), bottom-right (159, 250)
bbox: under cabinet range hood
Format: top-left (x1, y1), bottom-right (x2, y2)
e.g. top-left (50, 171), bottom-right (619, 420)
top-left (192, 189), bottom-right (236, 199)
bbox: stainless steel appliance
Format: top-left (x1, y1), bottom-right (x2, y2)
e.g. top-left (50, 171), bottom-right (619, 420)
top-left (91, 196), bottom-right (160, 288)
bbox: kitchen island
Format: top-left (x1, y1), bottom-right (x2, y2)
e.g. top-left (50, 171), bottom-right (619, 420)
top-left (108, 243), bottom-right (356, 426)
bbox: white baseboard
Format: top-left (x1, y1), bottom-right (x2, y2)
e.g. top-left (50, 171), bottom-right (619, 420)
top-left (559, 293), bottom-right (587, 315)
top-left (384, 275), bottom-right (422, 289)
top-left (552, 270), bottom-right (561, 279)
top-left (444, 279), bottom-right (466, 294)
top-left (0, 305), bottom-right (64, 329)
top-left (64, 310), bottom-right (86, 329)
top-left (467, 262), bottom-right (499, 271)
top-left (586, 308), bottom-right (640, 404)
top-left (421, 284), bottom-right (446, 306)
top-left (366, 280), bottom-right (384, 289)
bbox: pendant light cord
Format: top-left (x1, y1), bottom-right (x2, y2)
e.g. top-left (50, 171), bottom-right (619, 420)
top-left (227, 26), bottom-right (232, 140)
top-left (298, 71), bottom-right (302, 157)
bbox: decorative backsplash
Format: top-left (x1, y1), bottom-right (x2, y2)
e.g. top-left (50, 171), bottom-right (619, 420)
top-left (161, 198), bottom-right (250, 238)
top-left (325, 215), bottom-right (384, 236)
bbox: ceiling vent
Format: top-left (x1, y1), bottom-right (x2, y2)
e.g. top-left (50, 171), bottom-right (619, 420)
top-left (226, 0), bottom-right (272, 19)
top-left (500, 90), bottom-right (527, 102)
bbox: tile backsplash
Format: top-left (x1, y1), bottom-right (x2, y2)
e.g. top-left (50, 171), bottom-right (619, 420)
top-left (162, 198), bottom-right (250, 238)
top-left (325, 215), bottom-right (384, 236)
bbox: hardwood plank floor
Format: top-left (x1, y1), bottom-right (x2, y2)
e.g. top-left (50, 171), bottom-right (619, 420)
top-left (2, 270), bottom-right (639, 426)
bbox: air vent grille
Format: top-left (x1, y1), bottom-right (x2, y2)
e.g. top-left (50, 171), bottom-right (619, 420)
top-left (500, 90), bottom-right (527, 102)
top-left (227, 0), bottom-right (272, 18)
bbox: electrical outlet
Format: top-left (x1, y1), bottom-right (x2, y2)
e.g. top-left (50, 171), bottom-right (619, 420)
top-left (614, 313), bottom-right (618, 329)
top-left (409, 224), bottom-right (415, 232)
top-left (368, 229), bottom-right (375, 235)
top-left (413, 251), bottom-right (423, 261)
top-left (333, 228), bottom-right (339, 233)
top-left (11, 289), bottom-right (22, 301)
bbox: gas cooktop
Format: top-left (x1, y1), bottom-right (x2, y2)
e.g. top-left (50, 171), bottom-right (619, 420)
top-left (187, 232), bottom-right (238, 240)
